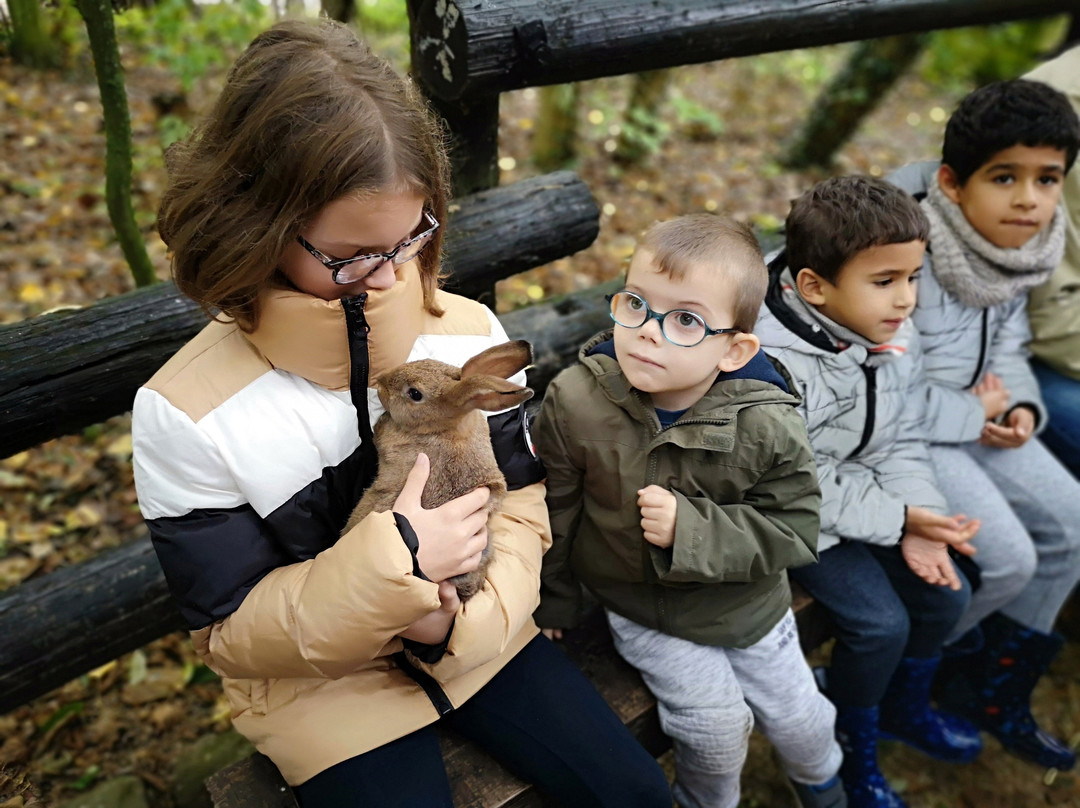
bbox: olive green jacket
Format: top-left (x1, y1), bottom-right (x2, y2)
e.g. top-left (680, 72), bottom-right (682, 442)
top-left (1025, 47), bottom-right (1080, 380)
top-left (532, 332), bottom-right (821, 648)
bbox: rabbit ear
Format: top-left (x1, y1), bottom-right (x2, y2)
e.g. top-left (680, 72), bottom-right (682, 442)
top-left (460, 340), bottom-right (533, 381)
top-left (447, 376), bottom-right (534, 413)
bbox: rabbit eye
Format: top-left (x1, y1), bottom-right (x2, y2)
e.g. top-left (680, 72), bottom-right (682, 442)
top-left (406, 387), bottom-right (424, 402)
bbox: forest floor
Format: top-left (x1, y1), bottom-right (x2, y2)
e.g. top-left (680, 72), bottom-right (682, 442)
top-left (2, 26), bottom-right (1080, 808)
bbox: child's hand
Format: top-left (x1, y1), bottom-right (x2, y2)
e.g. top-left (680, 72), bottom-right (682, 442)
top-left (638, 485), bottom-right (676, 549)
top-left (971, 372), bottom-right (1010, 421)
top-left (399, 580), bottom-right (460, 644)
top-left (904, 506), bottom-right (979, 557)
top-left (980, 407), bottom-right (1035, 449)
top-left (394, 453), bottom-right (490, 582)
top-left (541, 628), bottom-right (563, 641)
top-left (901, 534), bottom-right (963, 590)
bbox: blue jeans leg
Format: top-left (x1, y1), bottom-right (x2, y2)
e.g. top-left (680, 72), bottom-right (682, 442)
top-left (791, 542), bottom-right (971, 708)
top-left (1031, 358), bottom-right (1080, 479)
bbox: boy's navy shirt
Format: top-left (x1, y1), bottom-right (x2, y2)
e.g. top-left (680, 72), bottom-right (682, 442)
top-left (586, 338), bottom-right (789, 396)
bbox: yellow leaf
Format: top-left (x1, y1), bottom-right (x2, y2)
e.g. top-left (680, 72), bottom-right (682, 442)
top-left (1, 452), bottom-right (29, 470)
top-left (64, 504), bottom-right (104, 531)
top-left (89, 661), bottom-right (118, 680)
top-left (18, 284), bottom-right (45, 304)
top-left (105, 434), bottom-right (133, 458)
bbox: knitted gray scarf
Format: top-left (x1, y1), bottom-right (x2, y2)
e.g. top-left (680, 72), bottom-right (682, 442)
top-left (920, 181), bottom-right (1064, 308)
top-left (779, 267), bottom-right (913, 368)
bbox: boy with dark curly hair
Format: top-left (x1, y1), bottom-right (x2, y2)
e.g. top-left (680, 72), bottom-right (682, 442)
top-left (888, 77), bottom-right (1080, 772)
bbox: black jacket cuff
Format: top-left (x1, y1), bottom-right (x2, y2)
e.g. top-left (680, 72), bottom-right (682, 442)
top-left (393, 512), bottom-right (429, 581)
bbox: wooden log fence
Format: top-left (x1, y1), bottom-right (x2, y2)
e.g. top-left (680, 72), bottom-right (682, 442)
top-left (0, 171), bottom-right (597, 461)
top-left (408, 0), bottom-right (1078, 191)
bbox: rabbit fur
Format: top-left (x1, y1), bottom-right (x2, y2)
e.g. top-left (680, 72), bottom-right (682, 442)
top-left (343, 340), bottom-right (535, 600)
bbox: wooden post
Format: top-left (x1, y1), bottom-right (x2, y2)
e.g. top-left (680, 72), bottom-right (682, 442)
top-left (407, 0), bottom-right (500, 196)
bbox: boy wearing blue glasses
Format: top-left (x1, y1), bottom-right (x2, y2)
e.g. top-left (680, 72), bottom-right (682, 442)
top-left (532, 214), bottom-right (846, 808)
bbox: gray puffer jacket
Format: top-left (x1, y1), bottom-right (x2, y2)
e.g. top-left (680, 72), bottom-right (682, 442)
top-left (756, 256), bottom-right (946, 553)
top-left (886, 161), bottom-right (1047, 443)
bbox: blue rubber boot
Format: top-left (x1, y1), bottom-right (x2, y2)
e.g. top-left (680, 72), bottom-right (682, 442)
top-left (835, 704), bottom-right (908, 808)
top-left (879, 656), bottom-right (982, 763)
top-left (939, 613), bottom-right (1076, 771)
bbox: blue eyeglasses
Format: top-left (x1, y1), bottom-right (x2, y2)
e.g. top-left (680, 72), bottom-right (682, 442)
top-left (297, 211), bottom-right (440, 285)
top-left (606, 290), bottom-right (740, 347)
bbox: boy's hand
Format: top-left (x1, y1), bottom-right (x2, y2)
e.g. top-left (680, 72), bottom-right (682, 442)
top-left (638, 485), bottom-right (676, 549)
top-left (904, 506), bottom-right (979, 557)
top-left (541, 628), bottom-right (563, 641)
top-left (399, 580), bottom-right (460, 644)
top-left (980, 407), bottom-right (1035, 449)
top-left (901, 534), bottom-right (963, 590)
top-left (972, 372), bottom-right (1010, 422)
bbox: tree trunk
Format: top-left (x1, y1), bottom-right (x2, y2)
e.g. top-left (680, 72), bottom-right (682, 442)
top-left (75, 0), bottom-right (157, 287)
top-left (533, 84), bottom-right (580, 172)
top-left (615, 69), bottom-right (671, 165)
top-left (8, 0), bottom-right (61, 69)
top-left (783, 33), bottom-right (928, 170)
top-left (321, 0), bottom-right (354, 24)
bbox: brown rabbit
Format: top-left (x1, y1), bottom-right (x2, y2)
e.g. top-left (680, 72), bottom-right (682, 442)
top-left (343, 340), bottom-right (535, 600)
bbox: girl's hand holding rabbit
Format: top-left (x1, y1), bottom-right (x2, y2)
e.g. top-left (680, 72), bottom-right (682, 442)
top-left (393, 452), bottom-right (492, 584)
top-left (400, 580), bottom-right (462, 644)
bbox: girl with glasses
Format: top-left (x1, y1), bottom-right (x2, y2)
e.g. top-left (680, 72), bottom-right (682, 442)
top-left (133, 19), bottom-right (670, 807)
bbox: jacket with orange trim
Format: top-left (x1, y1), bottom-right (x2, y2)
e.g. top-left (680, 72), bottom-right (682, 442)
top-left (131, 265), bottom-right (549, 783)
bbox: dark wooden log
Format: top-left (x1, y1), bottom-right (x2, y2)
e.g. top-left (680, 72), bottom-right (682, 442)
top-left (0, 172), bottom-right (598, 459)
top-left (409, 0), bottom-right (1078, 101)
top-left (0, 537), bottom-right (185, 714)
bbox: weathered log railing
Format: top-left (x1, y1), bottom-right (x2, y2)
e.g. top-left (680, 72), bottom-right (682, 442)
top-left (0, 171), bottom-right (597, 461)
top-left (407, 0), bottom-right (1079, 192)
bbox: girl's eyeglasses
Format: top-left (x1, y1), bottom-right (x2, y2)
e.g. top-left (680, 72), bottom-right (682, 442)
top-left (606, 290), bottom-right (740, 348)
top-left (297, 211), bottom-right (440, 285)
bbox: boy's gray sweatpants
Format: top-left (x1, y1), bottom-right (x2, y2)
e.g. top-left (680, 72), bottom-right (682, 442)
top-left (929, 439), bottom-right (1080, 637)
top-left (606, 608), bottom-right (842, 808)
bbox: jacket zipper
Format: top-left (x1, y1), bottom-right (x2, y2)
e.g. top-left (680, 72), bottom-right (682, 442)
top-left (342, 294), bottom-right (455, 716)
top-left (342, 294), bottom-right (379, 472)
top-left (967, 308), bottom-right (989, 388)
top-left (849, 365), bottom-right (877, 459)
top-left (638, 394), bottom-right (734, 634)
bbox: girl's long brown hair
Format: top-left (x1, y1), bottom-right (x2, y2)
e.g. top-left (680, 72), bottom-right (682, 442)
top-left (158, 18), bottom-right (450, 331)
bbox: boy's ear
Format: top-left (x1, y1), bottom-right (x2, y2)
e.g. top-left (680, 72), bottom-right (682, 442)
top-left (937, 164), bottom-right (963, 205)
top-left (795, 268), bottom-right (829, 306)
top-left (717, 332), bottom-right (760, 373)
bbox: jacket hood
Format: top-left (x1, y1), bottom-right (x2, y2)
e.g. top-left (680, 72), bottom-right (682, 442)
top-left (886, 160), bottom-right (937, 199)
top-left (244, 260), bottom-right (426, 391)
top-left (757, 249), bottom-right (839, 358)
top-left (577, 329), bottom-right (800, 423)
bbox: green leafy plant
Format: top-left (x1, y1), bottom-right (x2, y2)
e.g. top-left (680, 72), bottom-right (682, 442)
top-left (922, 17), bottom-right (1070, 88)
top-left (115, 0), bottom-right (270, 92)
top-left (670, 94), bottom-right (724, 141)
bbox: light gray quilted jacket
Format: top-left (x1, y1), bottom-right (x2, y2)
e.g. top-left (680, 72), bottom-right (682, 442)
top-left (756, 257), bottom-right (946, 553)
top-left (886, 161), bottom-right (1048, 442)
